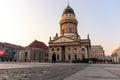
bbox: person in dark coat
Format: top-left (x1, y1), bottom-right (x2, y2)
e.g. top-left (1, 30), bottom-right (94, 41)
top-left (52, 53), bottom-right (56, 63)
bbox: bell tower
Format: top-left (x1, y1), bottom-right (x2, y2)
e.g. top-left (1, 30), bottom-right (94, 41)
top-left (59, 4), bottom-right (79, 38)
top-left (48, 3), bottom-right (91, 62)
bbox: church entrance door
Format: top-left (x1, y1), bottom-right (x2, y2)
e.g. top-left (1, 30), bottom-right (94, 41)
top-left (61, 46), bottom-right (65, 61)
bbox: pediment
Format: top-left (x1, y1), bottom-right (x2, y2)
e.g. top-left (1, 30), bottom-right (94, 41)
top-left (51, 36), bottom-right (76, 43)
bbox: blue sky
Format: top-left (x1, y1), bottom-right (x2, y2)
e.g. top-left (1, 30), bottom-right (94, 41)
top-left (0, 0), bottom-right (120, 55)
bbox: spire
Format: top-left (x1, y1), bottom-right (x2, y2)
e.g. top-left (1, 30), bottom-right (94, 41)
top-left (49, 36), bottom-right (51, 41)
top-left (68, 0), bottom-right (70, 6)
top-left (67, 0), bottom-right (71, 7)
top-left (87, 34), bottom-right (90, 39)
top-left (56, 33), bottom-right (58, 37)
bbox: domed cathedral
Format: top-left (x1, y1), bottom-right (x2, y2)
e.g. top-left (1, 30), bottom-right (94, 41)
top-left (48, 4), bottom-right (91, 62)
top-left (60, 5), bottom-right (79, 39)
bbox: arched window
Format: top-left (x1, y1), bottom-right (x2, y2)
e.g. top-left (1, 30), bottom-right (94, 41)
top-left (82, 48), bottom-right (85, 51)
top-left (52, 48), bottom-right (54, 51)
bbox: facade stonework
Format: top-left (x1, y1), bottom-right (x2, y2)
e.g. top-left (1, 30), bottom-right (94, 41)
top-left (48, 5), bottom-right (91, 62)
top-left (19, 48), bottom-right (45, 62)
top-left (0, 42), bottom-right (23, 62)
top-left (90, 45), bottom-right (105, 60)
top-left (111, 46), bottom-right (120, 63)
top-left (19, 40), bottom-right (48, 62)
top-left (19, 49), bottom-right (31, 62)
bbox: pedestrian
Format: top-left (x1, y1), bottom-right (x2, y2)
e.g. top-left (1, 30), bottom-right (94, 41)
top-left (52, 53), bottom-right (56, 63)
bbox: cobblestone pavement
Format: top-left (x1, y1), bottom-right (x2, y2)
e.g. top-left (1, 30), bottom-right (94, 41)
top-left (2, 63), bottom-right (120, 80)
top-left (0, 63), bottom-right (89, 80)
top-left (64, 64), bottom-right (120, 80)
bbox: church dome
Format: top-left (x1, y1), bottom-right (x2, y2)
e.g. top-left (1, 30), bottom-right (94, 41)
top-left (111, 46), bottom-right (120, 56)
top-left (62, 5), bottom-right (75, 16)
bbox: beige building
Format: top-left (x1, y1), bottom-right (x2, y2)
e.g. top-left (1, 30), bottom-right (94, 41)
top-left (48, 4), bottom-right (91, 62)
top-left (19, 40), bottom-right (48, 62)
top-left (90, 45), bottom-right (105, 61)
top-left (19, 48), bottom-right (45, 62)
top-left (111, 46), bottom-right (120, 63)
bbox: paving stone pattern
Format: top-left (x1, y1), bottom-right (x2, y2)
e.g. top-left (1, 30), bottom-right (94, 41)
top-left (0, 64), bottom-right (89, 80)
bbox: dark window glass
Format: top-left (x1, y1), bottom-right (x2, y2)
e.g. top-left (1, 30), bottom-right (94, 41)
top-left (64, 55), bottom-right (65, 60)
top-left (74, 48), bottom-right (77, 50)
top-left (57, 48), bottom-right (59, 51)
top-left (33, 53), bottom-right (36, 60)
top-left (52, 48), bottom-right (54, 51)
top-left (25, 52), bottom-right (27, 57)
top-left (82, 48), bottom-right (85, 51)
top-left (57, 55), bottom-right (59, 60)
top-left (68, 55), bottom-right (71, 60)
top-left (68, 48), bottom-right (71, 51)
top-left (74, 55), bottom-right (77, 60)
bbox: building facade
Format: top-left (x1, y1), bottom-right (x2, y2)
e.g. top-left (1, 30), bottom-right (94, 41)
top-left (111, 46), bottom-right (120, 63)
top-left (19, 40), bottom-right (48, 62)
top-left (0, 42), bottom-right (23, 62)
top-left (90, 45), bottom-right (105, 61)
top-left (48, 5), bottom-right (91, 62)
top-left (19, 48), bottom-right (45, 62)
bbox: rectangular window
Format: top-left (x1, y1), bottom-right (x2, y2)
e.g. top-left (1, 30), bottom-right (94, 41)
top-left (82, 48), bottom-right (85, 51)
top-left (57, 48), bottom-right (59, 51)
top-left (57, 55), bottom-right (59, 60)
top-left (64, 55), bottom-right (65, 60)
top-left (68, 55), bottom-right (71, 60)
top-left (52, 48), bottom-right (54, 51)
top-left (33, 53), bottom-right (36, 60)
top-left (25, 52), bottom-right (27, 57)
top-left (74, 48), bottom-right (77, 50)
top-left (74, 55), bottom-right (77, 60)
top-left (68, 48), bottom-right (71, 51)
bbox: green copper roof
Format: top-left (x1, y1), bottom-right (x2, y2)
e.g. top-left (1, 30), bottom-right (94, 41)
top-left (62, 5), bottom-right (75, 16)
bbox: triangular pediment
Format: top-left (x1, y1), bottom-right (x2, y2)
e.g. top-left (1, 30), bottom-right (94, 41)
top-left (51, 36), bottom-right (76, 43)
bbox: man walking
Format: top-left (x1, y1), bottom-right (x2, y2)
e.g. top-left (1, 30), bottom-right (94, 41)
top-left (52, 53), bottom-right (56, 63)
